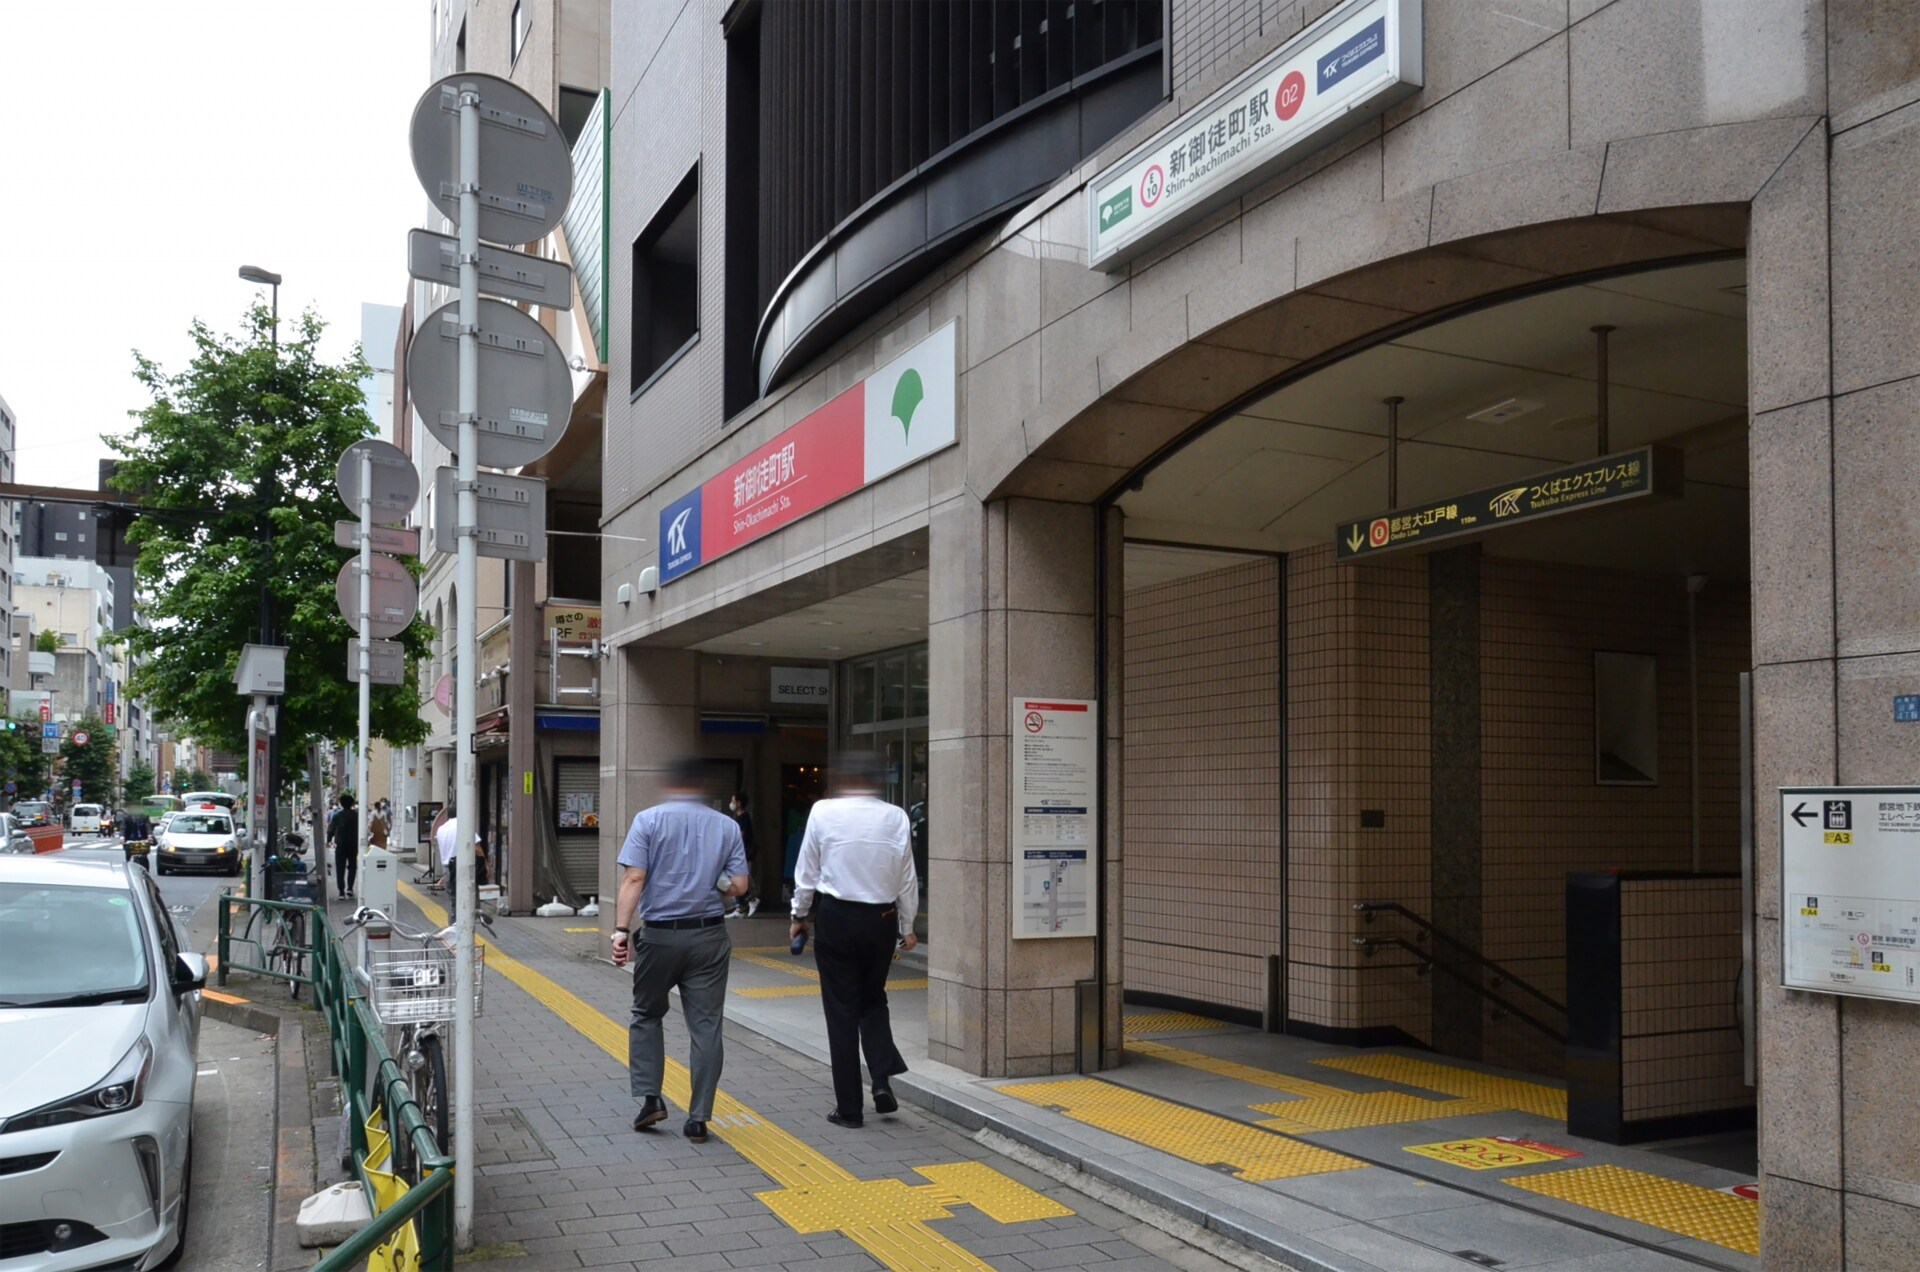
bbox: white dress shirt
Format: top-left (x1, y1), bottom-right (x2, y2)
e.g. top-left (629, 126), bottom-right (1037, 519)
top-left (790, 796), bottom-right (918, 936)
top-left (435, 817), bottom-right (460, 867)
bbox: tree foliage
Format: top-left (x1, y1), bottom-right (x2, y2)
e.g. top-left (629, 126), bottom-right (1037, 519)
top-left (108, 305), bottom-right (430, 757)
top-left (59, 715), bottom-right (117, 805)
top-left (0, 718), bottom-right (50, 797)
top-left (33, 630), bottom-right (61, 653)
top-left (123, 760), bottom-right (157, 806)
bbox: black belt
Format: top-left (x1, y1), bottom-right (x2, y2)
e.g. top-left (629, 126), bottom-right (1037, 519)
top-left (646, 914), bottom-right (726, 930)
top-left (820, 894), bottom-right (894, 912)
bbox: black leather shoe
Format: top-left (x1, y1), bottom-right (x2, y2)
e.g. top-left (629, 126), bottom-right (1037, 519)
top-left (827, 1109), bottom-right (865, 1128)
top-left (683, 1119), bottom-right (709, 1143)
top-left (872, 1087), bottom-right (899, 1115)
top-left (633, 1097), bottom-right (667, 1131)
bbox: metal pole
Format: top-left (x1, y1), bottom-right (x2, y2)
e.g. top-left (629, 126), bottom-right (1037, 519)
top-left (246, 697), bottom-right (265, 900)
top-left (356, 445), bottom-right (373, 904)
top-left (1384, 396), bottom-right (1404, 507)
top-left (452, 81), bottom-right (481, 1250)
top-left (1687, 574), bottom-right (1706, 874)
top-left (1591, 325), bottom-right (1613, 456)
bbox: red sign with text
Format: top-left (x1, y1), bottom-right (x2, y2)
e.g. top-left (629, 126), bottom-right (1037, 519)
top-left (701, 385), bottom-right (867, 560)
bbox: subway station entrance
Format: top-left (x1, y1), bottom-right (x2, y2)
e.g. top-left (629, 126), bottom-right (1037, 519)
top-left (1112, 258), bottom-right (1756, 1140)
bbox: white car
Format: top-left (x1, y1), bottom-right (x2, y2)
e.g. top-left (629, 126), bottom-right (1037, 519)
top-left (70, 804), bottom-right (106, 836)
top-left (0, 853), bottom-right (204, 1270)
top-left (154, 808), bottom-right (241, 877)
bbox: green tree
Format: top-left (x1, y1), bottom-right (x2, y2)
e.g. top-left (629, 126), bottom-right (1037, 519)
top-left (33, 630), bottom-right (60, 653)
top-left (0, 717), bottom-right (50, 796)
top-left (187, 767), bottom-right (214, 791)
top-left (168, 766), bottom-right (191, 796)
top-left (108, 305), bottom-right (430, 757)
top-left (123, 759), bottom-right (157, 805)
top-left (59, 715), bottom-right (117, 805)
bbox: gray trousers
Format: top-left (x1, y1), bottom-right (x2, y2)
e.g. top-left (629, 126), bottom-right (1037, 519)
top-left (628, 923), bottom-right (731, 1121)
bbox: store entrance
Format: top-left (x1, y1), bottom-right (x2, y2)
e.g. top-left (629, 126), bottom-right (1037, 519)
top-left (837, 643), bottom-right (931, 937)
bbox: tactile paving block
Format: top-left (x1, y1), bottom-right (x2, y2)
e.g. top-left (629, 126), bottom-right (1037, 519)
top-left (1254, 1091), bottom-right (1501, 1133)
top-left (1315, 1054), bottom-right (1568, 1120)
top-left (1122, 1010), bottom-right (1228, 1037)
top-left (914, 1163), bottom-right (1074, 1223)
top-left (1128, 1040), bottom-right (1353, 1099)
top-left (758, 1178), bottom-right (954, 1233)
top-left (998, 1079), bottom-right (1367, 1182)
top-left (1506, 1164), bottom-right (1759, 1256)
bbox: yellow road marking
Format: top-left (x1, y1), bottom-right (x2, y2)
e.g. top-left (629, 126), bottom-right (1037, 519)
top-left (1315, 1054), bottom-right (1568, 1120)
top-left (735, 978), bottom-right (928, 1000)
top-left (563, 926), bottom-right (598, 933)
top-left (395, 883), bottom-right (1059, 1270)
top-left (1506, 1164), bottom-right (1759, 1255)
top-left (1128, 1040), bottom-right (1493, 1131)
top-left (734, 948), bottom-right (821, 981)
top-left (1128, 1039), bottom-right (1352, 1098)
top-left (997, 1078), bottom-right (1366, 1182)
top-left (1123, 1011), bottom-right (1226, 1036)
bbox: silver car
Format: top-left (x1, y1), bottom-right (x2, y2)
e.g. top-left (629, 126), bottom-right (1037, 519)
top-left (0, 853), bottom-right (205, 1270)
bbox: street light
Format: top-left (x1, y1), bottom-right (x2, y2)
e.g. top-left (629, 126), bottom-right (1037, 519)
top-left (237, 264), bottom-right (285, 889)
top-left (237, 266), bottom-right (281, 348)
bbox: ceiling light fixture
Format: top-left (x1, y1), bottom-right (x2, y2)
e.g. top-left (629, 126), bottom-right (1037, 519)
top-left (1465, 398), bottom-right (1544, 424)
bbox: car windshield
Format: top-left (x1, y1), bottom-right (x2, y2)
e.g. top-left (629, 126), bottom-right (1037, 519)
top-left (170, 815), bottom-right (231, 835)
top-left (0, 881), bottom-right (150, 1005)
top-left (15, 803), bottom-right (48, 818)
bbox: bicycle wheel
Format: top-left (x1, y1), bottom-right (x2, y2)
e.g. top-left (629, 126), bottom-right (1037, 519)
top-left (284, 909), bottom-right (307, 999)
top-left (412, 1033), bottom-right (450, 1161)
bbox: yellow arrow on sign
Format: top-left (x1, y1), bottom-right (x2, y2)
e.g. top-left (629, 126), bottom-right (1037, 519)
top-left (1346, 525), bottom-right (1366, 553)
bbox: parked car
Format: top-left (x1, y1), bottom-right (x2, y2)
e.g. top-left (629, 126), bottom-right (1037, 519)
top-left (70, 803), bottom-right (106, 835)
top-left (0, 852), bottom-right (204, 1269)
top-left (177, 792), bottom-right (235, 816)
top-left (0, 814), bottom-right (24, 854)
top-left (12, 800), bottom-right (53, 829)
top-left (154, 808), bottom-right (241, 877)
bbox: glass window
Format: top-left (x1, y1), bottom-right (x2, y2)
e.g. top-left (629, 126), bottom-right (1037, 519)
top-left (881, 652), bottom-right (907, 721)
top-left (909, 647), bottom-right (929, 718)
top-left (0, 881), bottom-right (150, 1004)
top-left (849, 659), bottom-right (875, 729)
top-left (631, 167), bottom-right (701, 393)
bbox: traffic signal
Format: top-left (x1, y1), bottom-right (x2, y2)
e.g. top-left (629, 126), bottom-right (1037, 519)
top-left (2, 720), bottom-right (15, 732)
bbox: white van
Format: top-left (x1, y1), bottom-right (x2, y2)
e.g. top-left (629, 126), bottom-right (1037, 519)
top-left (70, 803), bottom-right (106, 835)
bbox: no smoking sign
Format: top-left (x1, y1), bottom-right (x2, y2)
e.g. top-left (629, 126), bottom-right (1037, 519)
top-left (1025, 712), bottom-right (1046, 734)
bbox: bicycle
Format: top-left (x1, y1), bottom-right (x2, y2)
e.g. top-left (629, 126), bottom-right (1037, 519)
top-left (239, 834), bottom-right (315, 998)
top-left (342, 905), bottom-right (487, 1172)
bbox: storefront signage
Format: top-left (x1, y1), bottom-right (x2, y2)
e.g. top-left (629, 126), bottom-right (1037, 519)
top-left (1781, 787), bottom-right (1920, 1006)
top-left (1086, 0), bottom-right (1423, 270)
top-left (545, 604), bottom-right (601, 642)
top-left (660, 323), bottom-right (957, 584)
top-left (1012, 699), bottom-right (1099, 940)
top-left (770, 666), bottom-right (830, 704)
top-left (1335, 446), bottom-right (1681, 560)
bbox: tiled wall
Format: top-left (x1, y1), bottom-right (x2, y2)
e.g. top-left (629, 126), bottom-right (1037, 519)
top-left (1169, 0), bottom-right (1341, 95)
top-left (1620, 877), bottom-right (1750, 1122)
top-left (1121, 558), bottom-right (1282, 1014)
top-left (1479, 559), bottom-right (1749, 1071)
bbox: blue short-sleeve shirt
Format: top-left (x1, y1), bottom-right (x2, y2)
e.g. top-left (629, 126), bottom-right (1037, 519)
top-left (616, 795), bottom-right (748, 922)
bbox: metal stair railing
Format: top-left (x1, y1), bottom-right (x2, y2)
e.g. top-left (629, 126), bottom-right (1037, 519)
top-left (1352, 900), bottom-right (1569, 1046)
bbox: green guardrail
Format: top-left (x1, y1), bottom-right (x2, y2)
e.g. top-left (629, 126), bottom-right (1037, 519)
top-left (218, 897), bottom-right (455, 1270)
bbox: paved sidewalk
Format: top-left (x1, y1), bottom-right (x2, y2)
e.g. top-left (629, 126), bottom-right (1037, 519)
top-left (378, 886), bottom-right (1249, 1272)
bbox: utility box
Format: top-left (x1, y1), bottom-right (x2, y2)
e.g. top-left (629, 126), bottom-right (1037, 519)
top-left (361, 846), bottom-right (398, 914)
top-left (235, 644), bottom-right (288, 696)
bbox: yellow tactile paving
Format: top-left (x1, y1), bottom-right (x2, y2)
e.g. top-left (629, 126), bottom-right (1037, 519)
top-left (996, 1078), bottom-right (1367, 1182)
top-left (396, 883), bottom-right (1063, 1272)
top-left (1314, 1054), bottom-right (1568, 1120)
top-left (913, 1163), bottom-right (1074, 1224)
top-left (1506, 1164), bottom-right (1760, 1256)
top-left (736, 978), bottom-right (928, 1000)
top-left (734, 948), bottom-right (823, 981)
top-left (1122, 1010), bottom-right (1227, 1036)
top-left (1128, 1040), bottom-right (1498, 1131)
top-left (1254, 1091), bottom-right (1502, 1133)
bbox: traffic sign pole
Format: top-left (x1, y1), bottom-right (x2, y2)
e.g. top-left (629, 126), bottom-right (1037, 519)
top-left (452, 81), bottom-right (480, 1249)
top-left (355, 443), bottom-right (373, 907)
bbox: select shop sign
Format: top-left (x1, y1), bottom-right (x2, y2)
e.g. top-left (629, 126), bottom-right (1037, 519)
top-left (1087, 0), bottom-right (1423, 270)
top-left (659, 322), bottom-right (956, 584)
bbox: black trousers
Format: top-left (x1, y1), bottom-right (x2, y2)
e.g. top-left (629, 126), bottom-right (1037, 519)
top-left (335, 847), bottom-right (356, 897)
top-left (813, 894), bottom-right (908, 1118)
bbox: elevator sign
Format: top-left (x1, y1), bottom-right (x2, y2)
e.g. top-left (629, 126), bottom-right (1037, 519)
top-left (1782, 787), bottom-right (1920, 1006)
top-left (1086, 0), bottom-right (1423, 270)
top-left (1335, 446), bottom-right (1682, 560)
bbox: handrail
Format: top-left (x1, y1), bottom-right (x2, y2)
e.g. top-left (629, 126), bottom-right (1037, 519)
top-left (1353, 935), bottom-right (1568, 1045)
top-left (1353, 900), bottom-right (1567, 1019)
top-left (217, 896), bottom-right (454, 1270)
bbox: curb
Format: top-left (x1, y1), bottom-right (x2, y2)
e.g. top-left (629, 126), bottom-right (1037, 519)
top-left (203, 991), bottom-right (284, 1038)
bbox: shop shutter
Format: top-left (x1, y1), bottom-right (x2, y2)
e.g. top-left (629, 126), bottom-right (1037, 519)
top-left (554, 759), bottom-right (601, 897)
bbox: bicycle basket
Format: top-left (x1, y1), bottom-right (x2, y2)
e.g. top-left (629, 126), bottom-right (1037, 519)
top-left (365, 941), bottom-right (485, 1024)
top-left (277, 878), bottom-right (318, 905)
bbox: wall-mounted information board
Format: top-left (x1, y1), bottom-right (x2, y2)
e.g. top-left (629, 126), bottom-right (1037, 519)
top-left (1781, 786), bottom-right (1920, 1005)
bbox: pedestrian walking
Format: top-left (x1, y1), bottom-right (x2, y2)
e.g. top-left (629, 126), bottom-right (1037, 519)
top-left (435, 804), bottom-right (460, 901)
top-left (788, 752), bottom-right (917, 1127)
top-left (611, 758), bottom-right (749, 1144)
top-left (727, 791), bottom-right (758, 917)
top-left (330, 793), bottom-right (359, 898)
top-left (368, 799), bottom-right (391, 851)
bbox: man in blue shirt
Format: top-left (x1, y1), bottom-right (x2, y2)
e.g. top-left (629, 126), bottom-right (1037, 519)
top-left (611, 758), bottom-right (749, 1143)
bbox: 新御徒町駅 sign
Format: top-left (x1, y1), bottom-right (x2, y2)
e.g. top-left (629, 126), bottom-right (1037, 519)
top-left (659, 322), bottom-right (956, 584)
top-left (1086, 0), bottom-right (1423, 270)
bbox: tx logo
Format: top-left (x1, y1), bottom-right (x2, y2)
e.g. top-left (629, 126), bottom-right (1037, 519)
top-left (666, 507), bottom-right (692, 556)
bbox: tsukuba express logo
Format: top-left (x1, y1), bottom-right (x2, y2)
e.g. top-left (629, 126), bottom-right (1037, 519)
top-left (658, 323), bottom-right (957, 585)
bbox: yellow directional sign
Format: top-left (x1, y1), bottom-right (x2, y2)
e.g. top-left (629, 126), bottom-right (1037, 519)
top-left (1336, 446), bottom-right (1682, 560)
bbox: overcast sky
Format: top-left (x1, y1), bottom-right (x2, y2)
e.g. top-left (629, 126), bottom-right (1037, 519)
top-left (0, 2), bottom-right (426, 489)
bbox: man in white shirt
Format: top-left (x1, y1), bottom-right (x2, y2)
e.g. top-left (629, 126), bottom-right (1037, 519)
top-left (789, 752), bottom-right (918, 1127)
top-left (435, 804), bottom-right (461, 902)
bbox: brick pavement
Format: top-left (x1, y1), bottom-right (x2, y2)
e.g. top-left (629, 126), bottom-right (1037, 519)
top-left (403, 890), bottom-right (1241, 1272)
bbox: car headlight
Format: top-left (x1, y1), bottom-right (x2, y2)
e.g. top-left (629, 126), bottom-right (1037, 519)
top-left (2, 1036), bottom-right (153, 1133)
top-left (219, 839), bottom-right (235, 853)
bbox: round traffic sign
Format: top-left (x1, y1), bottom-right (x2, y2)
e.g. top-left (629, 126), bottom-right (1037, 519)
top-left (409, 72), bottom-right (573, 244)
top-left (335, 555), bottom-right (420, 639)
top-left (336, 439), bottom-right (420, 517)
top-left (407, 298), bottom-right (573, 469)
top-left (72, 730), bottom-right (89, 746)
